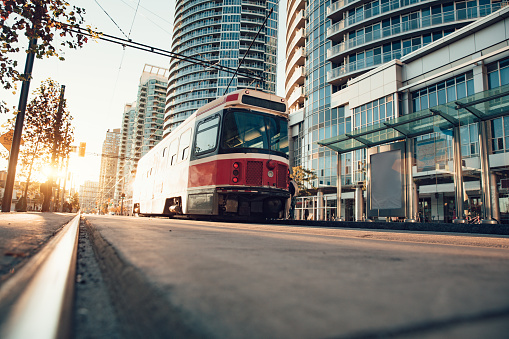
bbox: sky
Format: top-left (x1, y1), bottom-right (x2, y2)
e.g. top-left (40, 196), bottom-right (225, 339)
top-left (0, 0), bottom-right (287, 189)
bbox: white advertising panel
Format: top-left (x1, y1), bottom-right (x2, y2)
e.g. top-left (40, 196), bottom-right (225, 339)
top-left (370, 150), bottom-right (403, 210)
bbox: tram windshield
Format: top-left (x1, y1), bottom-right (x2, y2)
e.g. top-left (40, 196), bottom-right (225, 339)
top-left (221, 110), bottom-right (288, 155)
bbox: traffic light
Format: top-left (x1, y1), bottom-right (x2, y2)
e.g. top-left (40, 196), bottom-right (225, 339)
top-left (78, 142), bottom-right (86, 157)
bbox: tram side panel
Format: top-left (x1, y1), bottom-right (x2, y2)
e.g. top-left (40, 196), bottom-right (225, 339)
top-left (133, 119), bottom-right (194, 216)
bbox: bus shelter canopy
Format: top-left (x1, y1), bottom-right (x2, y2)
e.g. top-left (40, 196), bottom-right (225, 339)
top-left (318, 84), bottom-right (509, 154)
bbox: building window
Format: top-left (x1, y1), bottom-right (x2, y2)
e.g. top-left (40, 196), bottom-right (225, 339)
top-left (487, 56), bottom-right (509, 89)
top-left (491, 117), bottom-right (509, 154)
top-left (460, 124), bottom-right (479, 157)
top-left (353, 94), bottom-right (394, 130)
top-left (411, 71), bottom-right (474, 112)
top-left (486, 57), bottom-right (509, 154)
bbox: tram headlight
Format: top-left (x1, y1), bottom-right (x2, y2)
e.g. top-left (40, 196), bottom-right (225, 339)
top-left (232, 177), bottom-right (239, 183)
top-left (266, 160), bottom-right (276, 170)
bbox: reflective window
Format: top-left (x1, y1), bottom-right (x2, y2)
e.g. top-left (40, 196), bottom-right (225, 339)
top-left (194, 115), bottom-right (220, 155)
top-left (221, 111), bottom-right (288, 155)
top-left (178, 128), bottom-right (192, 162)
top-left (411, 71), bottom-right (474, 111)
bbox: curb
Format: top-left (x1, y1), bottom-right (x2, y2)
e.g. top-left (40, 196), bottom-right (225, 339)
top-left (267, 220), bottom-right (509, 236)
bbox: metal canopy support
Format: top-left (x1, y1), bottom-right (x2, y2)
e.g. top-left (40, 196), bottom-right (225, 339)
top-left (429, 108), bottom-right (459, 126)
top-left (345, 133), bottom-right (373, 147)
top-left (355, 185), bottom-right (363, 221)
top-left (386, 124), bottom-right (408, 136)
top-left (336, 152), bottom-right (342, 221)
top-left (455, 101), bottom-right (484, 119)
top-left (452, 126), bottom-right (466, 223)
top-left (406, 138), bottom-right (416, 222)
top-left (478, 120), bottom-right (497, 223)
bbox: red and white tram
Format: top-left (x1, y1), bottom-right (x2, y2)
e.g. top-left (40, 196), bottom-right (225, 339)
top-left (132, 89), bottom-right (290, 219)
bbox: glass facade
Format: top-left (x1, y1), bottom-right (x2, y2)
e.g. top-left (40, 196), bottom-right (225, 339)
top-left (288, 0), bottom-right (505, 191)
top-left (165, 0), bottom-right (279, 136)
top-left (487, 56), bottom-right (509, 154)
top-left (327, 0), bottom-right (504, 85)
top-left (288, 0), bottom-right (509, 223)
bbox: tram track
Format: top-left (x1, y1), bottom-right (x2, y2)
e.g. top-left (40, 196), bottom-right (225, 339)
top-left (0, 213), bottom-right (80, 339)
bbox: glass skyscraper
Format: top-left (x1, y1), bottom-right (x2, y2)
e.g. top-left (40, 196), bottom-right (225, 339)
top-left (286, 0), bottom-right (506, 189)
top-left (164, 0), bottom-right (279, 136)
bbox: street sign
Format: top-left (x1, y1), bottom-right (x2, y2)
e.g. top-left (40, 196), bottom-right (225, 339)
top-left (0, 130), bottom-right (23, 152)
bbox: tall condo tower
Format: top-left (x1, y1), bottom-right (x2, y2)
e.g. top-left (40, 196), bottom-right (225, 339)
top-left (99, 128), bottom-right (121, 209)
top-left (114, 102), bottom-right (136, 203)
top-left (128, 65), bottom-right (168, 181)
top-left (164, 0), bottom-right (279, 136)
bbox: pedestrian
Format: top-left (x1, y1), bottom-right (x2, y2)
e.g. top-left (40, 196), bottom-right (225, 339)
top-left (288, 176), bottom-right (299, 219)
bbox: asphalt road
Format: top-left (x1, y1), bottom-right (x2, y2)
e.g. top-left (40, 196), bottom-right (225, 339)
top-left (82, 215), bottom-right (509, 339)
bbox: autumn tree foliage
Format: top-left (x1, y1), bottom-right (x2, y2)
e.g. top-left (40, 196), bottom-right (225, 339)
top-left (4, 79), bottom-right (74, 210)
top-left (291, 166), bottom-right (317, 196)
top-left (0, 0), bottom-right (89, 113)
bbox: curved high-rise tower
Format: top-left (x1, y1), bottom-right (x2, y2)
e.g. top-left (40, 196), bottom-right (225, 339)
top-left (164, 0), bottom-right (279, 136)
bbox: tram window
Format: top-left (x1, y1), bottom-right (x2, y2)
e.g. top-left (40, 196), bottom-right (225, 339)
top-left (169, 139), bottom-right (178, 166)
top-left (222, 111), bottom-right (289, 155)
top-left (179, 128), bottom-right (192, 162)
top-left (195, 115), bottom-right (220, 155)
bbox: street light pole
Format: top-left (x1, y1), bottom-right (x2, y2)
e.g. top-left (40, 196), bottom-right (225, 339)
top-left (2, 38), bottom-right (37, 212)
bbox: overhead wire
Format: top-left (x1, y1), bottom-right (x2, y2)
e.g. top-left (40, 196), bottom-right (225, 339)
top-left (93, 0), bottom-right (129, 39)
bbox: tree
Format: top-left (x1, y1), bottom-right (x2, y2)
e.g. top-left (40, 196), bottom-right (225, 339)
top-left (0, 0), bottom-right (90, 113)
top-left (70, 192), bottom-right (79, 212)
top-left (5, 79), bottom-right (74, 211)
top-left (291, 166), bottom-right (317, 196)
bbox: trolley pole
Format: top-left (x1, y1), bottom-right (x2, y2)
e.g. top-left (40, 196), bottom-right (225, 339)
top-left (2, 38), bottom-right (37, 212)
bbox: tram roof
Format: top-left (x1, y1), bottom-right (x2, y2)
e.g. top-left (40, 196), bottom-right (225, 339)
top-left (318, 84), bottom-right (509, 154)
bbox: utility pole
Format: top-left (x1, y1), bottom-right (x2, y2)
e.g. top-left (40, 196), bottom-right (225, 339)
top-left (2, 38), bottom-right (37, 212)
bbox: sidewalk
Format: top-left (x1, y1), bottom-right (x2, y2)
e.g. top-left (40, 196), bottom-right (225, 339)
top-left (0, 212), bottom-right (77, 284)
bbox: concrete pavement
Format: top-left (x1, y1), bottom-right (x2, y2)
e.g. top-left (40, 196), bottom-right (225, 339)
top-left (0, 212), bottom-right (76, 284)
top-left (83, 215), bottom-right (509, 339)
top-left (0, 213), bottom-right (508, 338)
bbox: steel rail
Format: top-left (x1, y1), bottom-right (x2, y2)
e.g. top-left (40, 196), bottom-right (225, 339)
top-left (0, 213), bottom-right (80, 339)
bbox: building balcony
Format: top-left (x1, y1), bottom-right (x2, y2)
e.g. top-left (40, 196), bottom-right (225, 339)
top-left (287, 86), bottom-right (305, 109)
top-left (327, 47), bottom-right (418, 86)
top-left (242, 0), bottom-right (266, 8)
top-left (240, 43), bottom-right (265, 52)
top-left (287, 9), bottom-right (306, 42)
top-left (288, 0), bottom-right (306, 24)
top-left (286, 65), bottom-right (305, 90)
top-left (177, 4), bottom-right (222, 26)
top-left (241, 8), bottom-right (266, 18)
top-left (326, 4), bottom-right (506, 63)
top-left (327, 2), bottom-right (507, 43)
top-left (287, 28), bottom-right (305, 58)
top-left (286, 47), bottom-right (305, 76)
